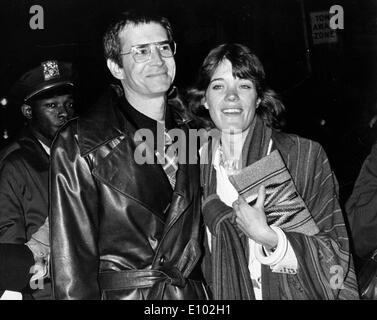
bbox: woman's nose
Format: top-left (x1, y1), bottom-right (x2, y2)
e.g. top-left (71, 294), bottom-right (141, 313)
top-left (225, 89), bottom-right (239, 101)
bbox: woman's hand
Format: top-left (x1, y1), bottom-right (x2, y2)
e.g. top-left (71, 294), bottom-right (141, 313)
top-left (233, 185), bottom-right (278, 250)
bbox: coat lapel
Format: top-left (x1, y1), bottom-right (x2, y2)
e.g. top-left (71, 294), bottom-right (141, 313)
top-left (92, 135), bottom-right (173, 222)
top-left (77, 88), bottom-right (197, 224)
top-left (78, 88), bottom-right (173, 222)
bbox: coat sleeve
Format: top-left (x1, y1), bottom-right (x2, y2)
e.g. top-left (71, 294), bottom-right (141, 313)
top-left (278, 138), bottom-right (359, 299)
top-left (50, 124), bottom-right (100, 299)
top-left (0, 159), bottom-right (27, 243)
top-left (345, 141), bottom-right (377, 259)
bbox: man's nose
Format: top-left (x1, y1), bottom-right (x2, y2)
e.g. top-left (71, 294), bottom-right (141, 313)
top-left (149, 46), bottom-right (164, 65)
top-left (57, 105), bottom-right (72, 120)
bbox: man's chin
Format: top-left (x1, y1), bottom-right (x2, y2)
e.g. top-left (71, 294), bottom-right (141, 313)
top-left (145, 83), bottom-right (172, 95)
top-left (146, 74), bottom-right (172, 84)
top-left (57, 119), bottom-right (70, 127)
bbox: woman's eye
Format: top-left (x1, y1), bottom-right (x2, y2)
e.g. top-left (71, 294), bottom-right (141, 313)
top-left (47, 103), bottom-right (56, 109)
top-left (240, 84), bottom-right (252, 89)
top-left (66, 102), bottom-right (74, 108)
top-left (211, 84), bottom-right (223, 90)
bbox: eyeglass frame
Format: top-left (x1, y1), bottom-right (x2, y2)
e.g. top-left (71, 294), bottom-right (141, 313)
top-left (120, 40), bottom-right (177, 63)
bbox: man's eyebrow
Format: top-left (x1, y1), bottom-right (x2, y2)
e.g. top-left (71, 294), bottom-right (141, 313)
top-left (132, 40), bottom-right (170, 47)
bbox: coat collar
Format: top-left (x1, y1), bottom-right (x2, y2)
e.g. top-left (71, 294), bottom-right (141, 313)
top-left (78, 87), bottom-right (127, 157)
top-left (270, 129), bottom-right (296, 161)
top-left (77, 86), bottom-right (196, 224)
top-left (19, 126), bottom-right (50, 159)
top-left (78, 86), bottom-right (192, 157)
top-left (0, 126), bottom-right (50, 170)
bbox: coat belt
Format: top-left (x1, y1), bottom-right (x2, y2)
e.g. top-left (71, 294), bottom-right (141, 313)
top-left (99, 267), bottom-right (187, 297)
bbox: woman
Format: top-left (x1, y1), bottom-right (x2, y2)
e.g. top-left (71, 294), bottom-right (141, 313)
top-left (188, 43), bottom-right (359, 300)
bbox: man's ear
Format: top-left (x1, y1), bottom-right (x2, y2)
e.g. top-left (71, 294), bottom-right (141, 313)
top-left (21, 104), bottom-right (32, 119)
top-left (107, 59), bottom-right (125, 80)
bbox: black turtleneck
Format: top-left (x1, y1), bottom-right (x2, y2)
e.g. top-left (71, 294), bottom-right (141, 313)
top-left (118, 98), bottom-right (176, 150)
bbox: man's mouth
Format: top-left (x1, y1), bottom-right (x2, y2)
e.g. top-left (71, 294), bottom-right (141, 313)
top-left (147, 71), bottom-right (168, 77)
top-left (57, 119), bottom-right (68, 126)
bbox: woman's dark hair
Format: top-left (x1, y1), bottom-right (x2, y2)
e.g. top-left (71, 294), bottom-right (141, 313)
top-left (186, 43), bottom-right (285, 130)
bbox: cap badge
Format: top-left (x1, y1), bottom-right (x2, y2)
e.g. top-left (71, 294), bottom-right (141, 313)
top-left (41, 60), bottom-right (60, 81)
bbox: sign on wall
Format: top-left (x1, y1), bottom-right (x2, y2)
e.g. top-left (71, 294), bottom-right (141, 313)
top-left (310, 11), bottom-right (338, 45)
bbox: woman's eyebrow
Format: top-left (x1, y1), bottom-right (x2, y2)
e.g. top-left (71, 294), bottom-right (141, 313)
top-left (209, 77), bottom-right (224, 83)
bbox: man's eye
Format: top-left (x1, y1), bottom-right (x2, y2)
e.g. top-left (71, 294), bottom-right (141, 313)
top-left (134, 47), bottom-right (150, 56)
top-left (66, 102), bottom-right (74, 108)
top-left (159, 44), bottom-right (172, 53)
top-left (46, 103), bottom-right (56, 108)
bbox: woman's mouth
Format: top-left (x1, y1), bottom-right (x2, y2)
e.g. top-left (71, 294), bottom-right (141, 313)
top-left (222, 108), bottom-right (243, 115)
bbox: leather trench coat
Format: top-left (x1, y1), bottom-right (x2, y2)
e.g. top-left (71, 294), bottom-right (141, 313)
top-left (50, 88), bottom-right (209, 300)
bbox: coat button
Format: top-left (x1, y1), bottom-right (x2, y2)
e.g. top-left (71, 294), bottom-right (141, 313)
top-left (159, 256), bottom-right (166, 265)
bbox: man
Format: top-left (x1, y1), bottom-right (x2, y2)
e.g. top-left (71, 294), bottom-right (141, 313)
top-left (346, 140), bottom-right (377, 298)
top-left (0, 60), bottom-right (76, 299)
top-left (346, 140), bottom-right (377, 262)
top-left (50, 10), bottom-right (209, 300)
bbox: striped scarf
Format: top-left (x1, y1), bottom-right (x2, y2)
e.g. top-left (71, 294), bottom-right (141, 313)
top-left (201, 116), bottom-right (268, 300)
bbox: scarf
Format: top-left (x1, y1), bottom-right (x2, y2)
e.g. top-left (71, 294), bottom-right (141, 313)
top-left (202, 114), bottom-right (325, 299)
top-left (201, 116), bottom-right (271, 299)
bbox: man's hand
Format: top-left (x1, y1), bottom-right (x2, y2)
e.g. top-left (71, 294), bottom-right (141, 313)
top-left (233, 185), bottom-right (278, 250)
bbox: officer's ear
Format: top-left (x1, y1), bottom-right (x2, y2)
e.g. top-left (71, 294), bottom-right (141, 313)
top-left (107, 59), bottom-right (125, 81)
top-left (21, 104), bottom-right (32, 119)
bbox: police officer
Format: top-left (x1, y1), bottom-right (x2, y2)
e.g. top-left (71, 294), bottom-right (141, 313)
top-left (0, 60), bottom-right (76, 299)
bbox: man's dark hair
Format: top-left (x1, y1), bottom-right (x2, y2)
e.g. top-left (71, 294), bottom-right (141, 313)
top-left (103, 10), bottom-right (174, 67)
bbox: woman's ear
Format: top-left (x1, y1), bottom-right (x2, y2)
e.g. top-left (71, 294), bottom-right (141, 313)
top-left (107, 59), bottom-right (125, 80)
top-left (21, 104), bottom-right (32, 119)
top-left (202, 98), bottom-right (209, 110)
top-left (256, 98), bottom-right (261, 109)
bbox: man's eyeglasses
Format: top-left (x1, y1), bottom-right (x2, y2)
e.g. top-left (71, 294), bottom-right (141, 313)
top-left (120, 40), bottom-right (176, 63)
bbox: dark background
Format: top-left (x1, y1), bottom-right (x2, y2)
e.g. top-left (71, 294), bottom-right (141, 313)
top-left (0, 0), bottom-right (376, 205)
